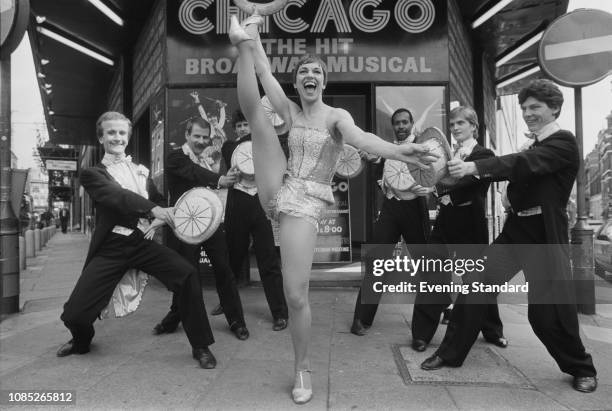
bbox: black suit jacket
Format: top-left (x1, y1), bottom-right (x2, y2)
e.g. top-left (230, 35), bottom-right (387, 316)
top-left (475, 129), bottom-right (578, 244)
top-left (166, 148), bottom-right (221, 207)
top-left (435, 144), bottom-right (494, 244)
top-left (80, 163), bottom-right (164, 267)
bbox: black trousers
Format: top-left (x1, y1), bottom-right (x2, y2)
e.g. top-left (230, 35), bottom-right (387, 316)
top-left (354, 198), bottom-right (428, 325)
top-left (61, 231), bottom-right (214, 349)
top-left (60, 218), bottom-right (68, 233)
top-left (224, 189), bottom-right (288, 320)
top-left (161, 225), bottom-right (245, 329)
top-left (436, 214), bottom-right (596, 377)
top-left (412, 205), bottom-right (504, 343)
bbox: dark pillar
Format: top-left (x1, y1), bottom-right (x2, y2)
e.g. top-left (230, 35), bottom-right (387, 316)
top-left (571, 87), bottom-right (595, 314)
top-left (0, 57), bottom-right (20, 314)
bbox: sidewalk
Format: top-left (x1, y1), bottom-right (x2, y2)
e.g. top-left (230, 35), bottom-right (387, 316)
top-left (1, 232), bottom-right (611, 410)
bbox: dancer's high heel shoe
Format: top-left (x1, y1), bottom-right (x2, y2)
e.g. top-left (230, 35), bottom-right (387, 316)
top-left (292, 369), bottom-right (313, 404)
top-left (228, 14), bottom-right (264, 46)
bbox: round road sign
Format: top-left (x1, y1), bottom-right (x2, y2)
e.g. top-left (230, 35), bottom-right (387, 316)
top-left (0, 0), bottom-right (29, 59)
top-left (539, 9), bottom-right (612, 87)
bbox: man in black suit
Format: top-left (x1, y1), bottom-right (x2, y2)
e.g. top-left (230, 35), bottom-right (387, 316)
top-left (152, 118), bottom-right (249, 341)
top-left (58, 111), bottom-right (216, 368)
top-left (411, 106), bottom-right (506, 352)
top-left (421, 80), bottom-right (597, 393)
top-left (59, 207), bottom-right (70, 233)
top-left (351, 108), bottom-right (431, 336)
top-left (221, 110), bottom-right (288, 331)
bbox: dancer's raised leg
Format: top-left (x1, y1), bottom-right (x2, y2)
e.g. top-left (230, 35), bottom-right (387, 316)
top-left (233, 16), bottom-right (286, 208)
top-left (279, 214), bottom-right (317, 403)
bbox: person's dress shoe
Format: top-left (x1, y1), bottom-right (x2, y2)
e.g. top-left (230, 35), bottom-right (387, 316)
top-left (440, 308), bottom-right (452, 325)
top-left (485, 336), bottom-right (508, 348)
top-left (210, 304), bottom-right (223, 316)
top-left (292, 369), bottom-right (313, 404)
top-left (411, 339), bottom-right (428, 352)
top-left (421, 354), bottom-right (449, 370)
top-left (272, 318), bottom-right (288, 331)
top-left (572, 376), bottom-right (597, 393)
top-left (230, 323), bottom-right (250, 340)
top-left (192, 347), bottom-right (217, 369)
top-left (152, 323), bottom-right (177, 335)
top-left (350, 319), bottom-right (369, 336)
top-left (56, 339), bottom-right (90, 357)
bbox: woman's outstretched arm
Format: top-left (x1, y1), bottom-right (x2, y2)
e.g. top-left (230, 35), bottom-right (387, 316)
top-left (333, 108), bottom-right (438, 169)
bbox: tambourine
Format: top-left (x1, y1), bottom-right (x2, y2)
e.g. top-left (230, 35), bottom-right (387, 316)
top-left (335, 144), bottom-right (364, 179)
top-left (231, 141), bottom-right (255, 176)
top-left (409, 127), bottom-right (456, 187)
top-left (261, 95), bottom-right (289, 135)
top-left (173, 187), bottom-right (223, 244)
top-left (383, 159), bottom-right (416, 199)
top-left (231, 141), bottom-right (257, 188)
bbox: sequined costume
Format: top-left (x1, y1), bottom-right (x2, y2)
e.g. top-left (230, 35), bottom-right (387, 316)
top-left (268, 122), bottom-right (343, 227)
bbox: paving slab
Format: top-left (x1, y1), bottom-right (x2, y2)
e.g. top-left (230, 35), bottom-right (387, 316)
top-left (198, 358), bottom-right (328, 410)
top-left (533, 378), bottom-right (612, 411)
top-left (329, 369), bottom-right (457, 411)
top-left (445, 386), bottom-right (569, 411)
top-left (394, 345), bottom-right (534, 389)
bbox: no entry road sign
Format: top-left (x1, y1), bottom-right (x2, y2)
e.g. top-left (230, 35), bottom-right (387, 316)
top-left (538, 9), bottom-right (612, 87)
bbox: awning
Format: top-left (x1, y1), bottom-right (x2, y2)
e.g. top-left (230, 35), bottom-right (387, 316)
top-left (29, 0), bottom-right (155, 146)
top-left (29, 0), bottom-right (568, 146)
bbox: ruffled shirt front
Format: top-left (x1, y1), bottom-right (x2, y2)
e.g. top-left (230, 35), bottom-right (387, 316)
top-left (100, 153), bottom-right (150, 318)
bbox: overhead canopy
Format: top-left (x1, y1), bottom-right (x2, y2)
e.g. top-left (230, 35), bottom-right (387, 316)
top-left (29, 0), bottom-right (155, 146)
top-left (29, 0), bottom-right (568, 146)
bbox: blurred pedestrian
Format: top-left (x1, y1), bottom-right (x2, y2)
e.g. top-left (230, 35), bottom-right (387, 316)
top-left (60, 207), bottom-right (70, 233)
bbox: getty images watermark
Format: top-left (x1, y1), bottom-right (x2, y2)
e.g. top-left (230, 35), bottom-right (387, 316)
top-left (370, 253), bottom-right (528, 295)
top-left (359, 243), bottom-right (608, 305)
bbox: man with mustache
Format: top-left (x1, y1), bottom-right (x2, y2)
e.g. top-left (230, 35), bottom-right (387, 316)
top-left (152, 117), bottom-right (250, 341)
top-left (58, 111), bottom-right (216, 368)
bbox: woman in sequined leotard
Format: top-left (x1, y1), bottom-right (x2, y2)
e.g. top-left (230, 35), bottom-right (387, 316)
top-left (230, 14), bottom-right (437, 404)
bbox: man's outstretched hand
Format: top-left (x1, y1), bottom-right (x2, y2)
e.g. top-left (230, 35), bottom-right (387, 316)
top-left (150, 206), bottom-right (175, 229)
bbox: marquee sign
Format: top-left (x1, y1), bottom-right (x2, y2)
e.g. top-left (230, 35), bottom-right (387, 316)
top-left (167, 0), bottom-right (448, 84)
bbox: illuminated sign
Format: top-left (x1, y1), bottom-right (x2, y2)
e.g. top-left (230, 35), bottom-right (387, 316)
top-left (167, 0), bottom-right (448, 84)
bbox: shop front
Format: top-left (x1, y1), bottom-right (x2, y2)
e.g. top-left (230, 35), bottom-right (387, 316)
top-left (146, 0), bottom-right (454, 267)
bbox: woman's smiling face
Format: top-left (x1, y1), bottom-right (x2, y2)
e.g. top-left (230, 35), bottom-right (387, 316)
top-left (294, 62), bottom-right (326, 102)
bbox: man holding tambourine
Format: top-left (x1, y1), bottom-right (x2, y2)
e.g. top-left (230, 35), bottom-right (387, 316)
top-left (411, 106), bottom-right (507, 354)
top-left (351, 108), bottom-right (433, 338)
top-left (221, 109), bottom-right (289, 331)
top-left (150, 117), bottom-right (251, 342)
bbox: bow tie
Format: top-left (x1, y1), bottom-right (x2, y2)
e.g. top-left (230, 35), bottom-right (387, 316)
top-left (102, 154), bottom-right (132, 167)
